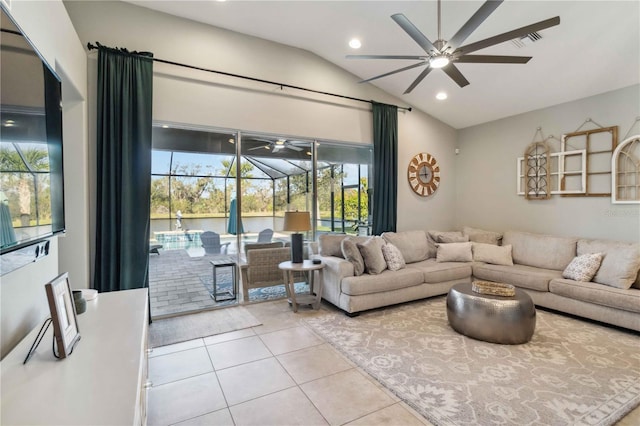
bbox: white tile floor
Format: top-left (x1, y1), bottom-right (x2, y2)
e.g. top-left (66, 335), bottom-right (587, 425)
top-left (147, 301), bottom-right (429, 426)
top-left (147, 300), bottom-right (640, 426)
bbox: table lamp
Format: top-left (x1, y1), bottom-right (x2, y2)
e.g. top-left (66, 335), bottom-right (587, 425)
top-left (283, 211), bottom-right (311, 263)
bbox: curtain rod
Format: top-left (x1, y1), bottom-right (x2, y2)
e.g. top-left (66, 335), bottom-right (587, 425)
top-left (86, 42), bottom-right (411, 112)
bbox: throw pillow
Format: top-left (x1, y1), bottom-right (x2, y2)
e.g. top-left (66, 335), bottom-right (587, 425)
top-left (463, 226), bottom-right (503, 245)
top-left (341, 237), bottom-right (365, 276)
top-left (436, 242), bottom-right (473, 262)
top-left (577, 239), bottom-right (640, 289)
top-left (562, 253), bottom-right (604, 282)
top-left (472, 243), bottom-right (513, 266)
top-left (381, 243), bottom-right (406, 271)
top-left (428, 230), bottom-right (469, 243)
top-left (357, 237), bottom-right (387, 274)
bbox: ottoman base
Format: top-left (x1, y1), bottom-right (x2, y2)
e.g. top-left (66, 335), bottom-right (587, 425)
top-left (446, 282), bottom-right (536, 345)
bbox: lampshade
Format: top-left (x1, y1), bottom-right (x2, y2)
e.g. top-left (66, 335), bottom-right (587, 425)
top-left (283, 211), bottom-right (311, 232)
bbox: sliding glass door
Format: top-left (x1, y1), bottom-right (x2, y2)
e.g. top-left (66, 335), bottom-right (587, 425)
top-left (148, 124), bottom-right (372, 318)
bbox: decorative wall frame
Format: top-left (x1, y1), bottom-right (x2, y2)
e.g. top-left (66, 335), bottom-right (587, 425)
top-left (561, 126), bottom-right (618, 197)
top-left (45, 272), bottom-right (81, 359)
top-left (611, 134), bottom-right (640, 204)
top-left (517, 149), bottom-right (586, 196)
top-left (523, 141), bottom-right (551, 199)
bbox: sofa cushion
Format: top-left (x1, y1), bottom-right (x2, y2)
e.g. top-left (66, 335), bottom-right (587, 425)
top-left (562, 252), bottom-right (603, 282)
top-left (463, 226), bottom-right (503, 245)
top-left (429, 230), bottom-right (469, 243)
top-left (577, 239), bottom-right (640, 290)
top-left (341, 237), bottom-right (365, 276)
top-left (472, 263), bottom-right (562, 292)
top-left (549, 278), bottom-right (640, 314)
top-left (341, 268), bottom-right (425, 296)
top-left (436, 242), bottom-right (472, 262)
top-left (407, 259), bottom-right (472, 283)
top-left (425, 232), bottom-right (437, 259)
top-left (502, 231), bottom-right (577, 271)
top-left (381, 243), bottom-right (406, 271)
top-left (319, 234), bottom-right (347, 257)
top-left (357, 237), bottom-right (387, 275)
top-left (381, 230), bottom-right (429, 263)
top-left (472, 243), bottom-right (513, 266)
top-left (319, 234), bottom-right (369, 258)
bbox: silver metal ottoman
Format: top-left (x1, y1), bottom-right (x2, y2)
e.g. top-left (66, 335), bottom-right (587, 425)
top-left (446, 282), bottom-right (536, 344)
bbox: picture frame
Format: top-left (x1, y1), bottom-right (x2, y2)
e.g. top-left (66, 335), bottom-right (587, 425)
top-left (45, 272), bottom-right (80, 358)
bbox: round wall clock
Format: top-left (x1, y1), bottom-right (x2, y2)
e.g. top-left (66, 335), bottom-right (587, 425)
top-left (407, 152), bottom-right (440, 197)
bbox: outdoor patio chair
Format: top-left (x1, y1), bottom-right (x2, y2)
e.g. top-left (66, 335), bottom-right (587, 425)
top-left (240, 245), bottom-right (291, 301)
top-left (200, 231), bottom-right (230, 254)
top-left (257, 228), bottom-right (274, 243)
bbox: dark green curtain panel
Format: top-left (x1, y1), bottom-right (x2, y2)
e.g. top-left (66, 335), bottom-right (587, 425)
top-left (372, 102), bottom-right (398, 235)
top-left (95, 45), bottom-right (153, 292)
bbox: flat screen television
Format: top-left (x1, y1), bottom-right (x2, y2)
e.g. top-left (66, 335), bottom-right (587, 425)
top-left (0, 7), bottom-right (65, 255)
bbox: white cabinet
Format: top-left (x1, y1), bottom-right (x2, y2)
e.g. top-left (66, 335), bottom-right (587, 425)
top-left (1, 288), bottom-right (149, 425)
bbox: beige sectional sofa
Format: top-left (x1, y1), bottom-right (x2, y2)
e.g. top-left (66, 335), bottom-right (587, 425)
top-left (316, 230), bottom-right (640, 332)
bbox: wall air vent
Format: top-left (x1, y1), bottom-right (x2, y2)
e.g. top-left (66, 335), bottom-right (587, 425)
top-left (511, 32), bottom-right (542, 48)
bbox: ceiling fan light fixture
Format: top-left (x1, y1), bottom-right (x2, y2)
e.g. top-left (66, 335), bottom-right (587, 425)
top-left (429, 55), bottom-right (450, 69)
top-left (275, 139), bottom-right (285, 145)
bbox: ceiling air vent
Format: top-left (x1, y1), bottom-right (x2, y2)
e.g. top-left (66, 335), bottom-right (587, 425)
top-left (511, 32), bottom-right (542, 48)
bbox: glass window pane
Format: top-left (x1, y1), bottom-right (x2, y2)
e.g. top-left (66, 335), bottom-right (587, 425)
top-left (316, 143), bottom-right (372, 235)
top-left (171, 152), bottom-right (234, 177)
top-left (151, 150), bottom-right (172, 175)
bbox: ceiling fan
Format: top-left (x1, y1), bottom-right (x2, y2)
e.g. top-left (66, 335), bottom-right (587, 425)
top-left (347, 0), bottom-right (560, 93)
top-left (247, 138), bottom-right (306, 153)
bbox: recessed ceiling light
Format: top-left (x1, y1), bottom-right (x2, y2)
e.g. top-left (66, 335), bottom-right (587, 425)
top-left (436, 92), bottom-right (448, 100)
top-left (161, 125), bottom-right (169, 128)
top-left (306, 151), bottom-right (312, 156)
top-left (228, 138), bottom-right (235, 144)
top-left (349, 38), bottom-right (362, 49)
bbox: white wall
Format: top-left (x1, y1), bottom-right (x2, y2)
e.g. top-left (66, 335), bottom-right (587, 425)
top-left (0, 1), bottom-right (88, 359)
top-left (63, 0), bottom-right (459, 249)
top-left (456, 85), bottom-right (640, 242)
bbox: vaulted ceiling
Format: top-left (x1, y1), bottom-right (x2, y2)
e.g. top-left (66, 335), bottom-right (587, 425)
top-left (125, 1), bottom-right (639, 129)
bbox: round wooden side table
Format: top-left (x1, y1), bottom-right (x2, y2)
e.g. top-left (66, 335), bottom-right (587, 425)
top-left (278, 260), bottom-right (325, 313)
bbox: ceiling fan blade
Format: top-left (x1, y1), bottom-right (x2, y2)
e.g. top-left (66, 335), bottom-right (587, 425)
top-left (403, 66), bottom-right (433, 94)
top-left (286, 144), bottom-right (303, 152)
top-left (359, 61), bottom-right (427, 84)
top-left (456, 54), bottom-right (531, 64)
top-left (442, 63), bottom-right (470, 88)
top-left (446, 0), bottom-right (503, 51)
top-left (391, 13), bottom-right (439, 54)
top-left (346, 54), bottom-right (426, 60)
top-left (456, 16), bottom-right (560, 55)
top-left (247, 145), bottom-right (269, 151)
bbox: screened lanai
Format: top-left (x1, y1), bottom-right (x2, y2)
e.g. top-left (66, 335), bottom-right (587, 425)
top-left (150, 124), bottom-right (372, 255)
top-left (148, 124), bottom-right (372, 318)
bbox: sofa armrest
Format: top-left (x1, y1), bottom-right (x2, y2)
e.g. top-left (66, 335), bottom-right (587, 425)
top-left (317, 255), bottom-right (354, 306)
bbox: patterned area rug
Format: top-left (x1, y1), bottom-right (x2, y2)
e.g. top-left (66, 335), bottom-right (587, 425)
top-left (304, 297), bottom-right (640, 426)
